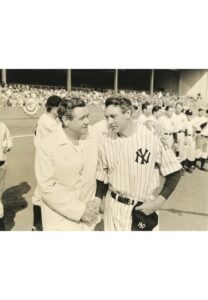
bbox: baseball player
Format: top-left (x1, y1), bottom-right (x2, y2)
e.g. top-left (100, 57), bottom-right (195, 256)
top-left (171, 102), bottom-right (188, 170)
top-left (0, 121), bottom-right (13, 231)
top-left (152, 105), bottom-right (162, 121)
top-left (158, 106), bottom-right (175, 149)
top-left (194, 108), bottom-right (208, 171)
top-left (206, 109), bottom-right (208, 161)
top-left (96, 97), bottom-right (182, 231)
top-left (183, 109), bottom-right (197, 173)
top-left (32, 95), bottom-right (62, 231)
top-left (137, 101), bottom-right (153, 124)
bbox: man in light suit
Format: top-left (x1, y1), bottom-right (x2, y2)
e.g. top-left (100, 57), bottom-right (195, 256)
top-left (35, 98), bottom-right (100, 230)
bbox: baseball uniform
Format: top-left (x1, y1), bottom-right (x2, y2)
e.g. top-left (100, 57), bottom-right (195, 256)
top-left (172, 112), bottom-right (188, 162)
top-left (96, 124), bottom-right (182, 231)
top-left (137, 113), bottom-right (154, 124)
top-left (194, 116), bottom-right (208, 160)
top-left (184, 118), bottom-right (197, 163)
top-left (159, 115), bottom-right (175, 148)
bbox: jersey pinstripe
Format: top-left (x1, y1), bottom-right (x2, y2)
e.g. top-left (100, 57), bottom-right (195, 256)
top-left (97, 124), bottom-right (181, 202)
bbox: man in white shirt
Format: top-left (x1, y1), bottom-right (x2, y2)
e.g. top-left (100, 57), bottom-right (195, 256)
top-left (0, 122), bottom-right (13, 230)
top-left (32, 95), bottom-right (62, 231)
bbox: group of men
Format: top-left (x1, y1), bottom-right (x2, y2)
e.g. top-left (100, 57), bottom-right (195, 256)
top-left (0, 94), bottom-right (207, 231)
top-left (31, 95), bottom-right (183, 231)
top-left (137, 101), bottom-right (208, 173)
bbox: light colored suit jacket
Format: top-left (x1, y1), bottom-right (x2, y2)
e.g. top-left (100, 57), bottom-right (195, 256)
top-left (35, 126), bottom-right (98, 230)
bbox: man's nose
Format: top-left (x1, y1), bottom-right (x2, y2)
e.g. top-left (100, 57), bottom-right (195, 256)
top-left (108, 117), bottom-right (114, 125)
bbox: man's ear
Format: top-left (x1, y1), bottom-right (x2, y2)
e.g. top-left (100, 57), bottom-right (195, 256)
top-left (125, 109), bottom-right (132, 120)
top-left (62, 116), bottom-right (71, 128)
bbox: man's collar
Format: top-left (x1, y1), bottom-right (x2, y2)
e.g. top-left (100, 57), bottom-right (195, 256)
top-left (57, 127), bottom-right (92, 146)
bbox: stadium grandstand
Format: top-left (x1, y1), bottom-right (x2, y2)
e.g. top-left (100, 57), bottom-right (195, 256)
top-left (0, 69), bottom-right (208, 114)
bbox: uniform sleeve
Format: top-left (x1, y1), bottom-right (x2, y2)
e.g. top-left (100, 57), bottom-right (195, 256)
top-left (35, 143), bottom-right (86, 222)
top-left (96, 139), bottom-right (109, 184)
top-left (156, 139), bottom-right (182, 176)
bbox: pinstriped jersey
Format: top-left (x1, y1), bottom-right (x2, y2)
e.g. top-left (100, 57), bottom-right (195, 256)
top-left (97, 124), bottom-right (181, 202)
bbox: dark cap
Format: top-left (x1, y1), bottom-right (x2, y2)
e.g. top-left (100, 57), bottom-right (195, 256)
top-left (185, 109), bottom-right (193, 116)
top-left (131, 201), bottom-right (158, 231)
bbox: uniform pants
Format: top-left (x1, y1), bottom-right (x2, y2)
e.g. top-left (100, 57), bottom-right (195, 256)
top-left (184, 136), bottom-right (196, 162)
top-left (0, 164), bottom-right (7, 218)
top-left (177, 132), bottom-right (186, 162)
top-left (196, 135), bottom-right (208, 159)
top-left (104, 191), bottom-right (159, 231)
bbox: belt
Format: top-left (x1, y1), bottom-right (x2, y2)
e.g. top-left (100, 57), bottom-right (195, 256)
top-left (201, 135), bottom-right (208, 138)
top-left (164, 133), bottom-right (172, 135)
top-left (111, 191), bottom-right (137, 205)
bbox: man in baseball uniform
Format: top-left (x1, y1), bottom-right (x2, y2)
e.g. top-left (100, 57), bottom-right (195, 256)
top-left (35, 98), bottom-right (100, 230)
top-left (0, 121), bottom-right (13, 231)
top-left (171, 102), bottom-right (188, 169)
top-left (194, 108), bottom-right (208, 171)
top-left (137, 101), bottom-right (153, 124)
top-left (184, 109), bottom-right (197, 173)
top-left (32, 95), bottom-right (62, 231)
top-left (96, 97), bottom-right (182, 231)
top-left (159, 105), bottom-right (175, 149)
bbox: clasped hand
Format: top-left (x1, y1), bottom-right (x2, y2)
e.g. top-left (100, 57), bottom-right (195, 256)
top-left (81, 198), bottom-right (101, 225)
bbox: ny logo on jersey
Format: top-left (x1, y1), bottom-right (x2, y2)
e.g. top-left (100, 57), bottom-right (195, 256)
top-left (138, 222), bottom-right (146, 229)
top-left (135, 148), bottom-right (151, 164)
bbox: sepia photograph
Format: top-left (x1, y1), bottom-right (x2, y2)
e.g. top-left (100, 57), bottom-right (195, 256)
top-left (0, 69), bottom-right (207, 231)
top-left (1, 1), bottom-right (208, 300)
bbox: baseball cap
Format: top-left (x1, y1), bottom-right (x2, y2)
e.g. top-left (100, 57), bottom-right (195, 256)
top-left (185, 109), bottom-right (193, 116)
top-left (131, 201), bottom-right (158, 231)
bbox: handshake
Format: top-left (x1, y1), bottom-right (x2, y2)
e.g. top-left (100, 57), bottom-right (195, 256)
top-left (81, 197), bottom-right (101, 226)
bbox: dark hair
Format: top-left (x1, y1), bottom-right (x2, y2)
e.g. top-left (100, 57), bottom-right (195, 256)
top-left (58, 97), bottom-right (86, 126)
top-left (165, 105), bottom-right (173, 111)
top-left (198, 107), bottom-right (205, 112)
top-left (206, 109), bottom-right (208, 114)
top-left (46, 95), bottom-right (62, 112)
top-left (185, 109), bottom-right (193, 116)
top-left (141, 101), bottom-right (151, 111)
top-left (152, 105), bottom-right (161, 114)
top-left (105, 97), bottom-right (132, 114)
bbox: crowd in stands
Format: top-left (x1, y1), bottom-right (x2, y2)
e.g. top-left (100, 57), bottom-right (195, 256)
top-left (0, 84), bottom-right (207, 112)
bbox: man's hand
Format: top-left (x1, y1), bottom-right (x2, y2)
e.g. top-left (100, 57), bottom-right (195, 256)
top-left (81, 199), bottom-right (100, 225)
top-left (135, 195), bottom-right (166, 215)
